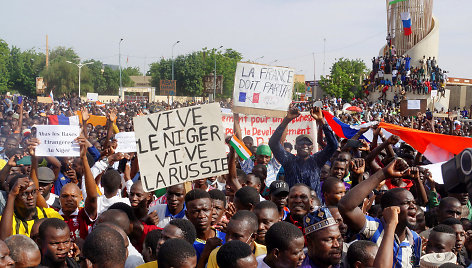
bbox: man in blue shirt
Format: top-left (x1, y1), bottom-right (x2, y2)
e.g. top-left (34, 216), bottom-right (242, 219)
top-left (338, 159), bottom-right (422, 268)
top-left (268, 107), bottom-right (338, 198)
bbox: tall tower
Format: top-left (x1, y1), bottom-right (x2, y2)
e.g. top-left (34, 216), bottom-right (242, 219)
top-left (384, 0), bottom-right (439, 68)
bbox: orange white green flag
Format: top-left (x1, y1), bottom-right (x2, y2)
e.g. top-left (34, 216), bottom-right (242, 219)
top-left (229, 135), bottom-right (252, 160)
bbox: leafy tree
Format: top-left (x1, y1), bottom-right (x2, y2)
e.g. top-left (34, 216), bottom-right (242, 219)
top-left (148, 48), bottom-right (242, 97)
top-left (0, 40), bottom-right (10, 93)
top-left (319, 58), bottom-right (368, 99)
top-left (8, 47), bottom-right (45, 96)
top-left (293, 81), bottom-right (306, 99)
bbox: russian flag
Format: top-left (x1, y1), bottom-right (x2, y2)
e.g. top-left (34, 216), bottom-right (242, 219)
top-left (322, 111), bottom-right (377, 142)
top-left (49, 90), bottom-right (54, 102)
top-left (48, 115), bottom-right (80, 125)
top-left (401, 12), bottom-right (412, 36)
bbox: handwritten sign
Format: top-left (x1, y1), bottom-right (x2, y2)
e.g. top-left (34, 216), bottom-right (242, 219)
top-left (35, 125), bottom-right (81, 156)
top-left (133, 103), bottom-right (228, 192)
top-left (221, 112), bottom-right (317, 150)
top-left (115, 132), bottom-right (137, 153)
top-left (233, 62), bottom-right (295, 117)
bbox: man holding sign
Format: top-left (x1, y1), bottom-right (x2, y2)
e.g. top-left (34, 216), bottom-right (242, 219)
top-left (269, 107), bottom-right (338, 198)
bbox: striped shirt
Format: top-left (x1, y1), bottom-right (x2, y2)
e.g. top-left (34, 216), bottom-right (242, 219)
top-left (361, 215), bottom-right (421, 268)
top-left (240, 157), bottom-right (281, 186)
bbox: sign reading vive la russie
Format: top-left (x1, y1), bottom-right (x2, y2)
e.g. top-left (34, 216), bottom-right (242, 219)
top-left (133, 103), bottom-right (228, 192)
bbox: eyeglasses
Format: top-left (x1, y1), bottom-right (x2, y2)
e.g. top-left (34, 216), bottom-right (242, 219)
top-left (20, 189), bottom-right (37, 198)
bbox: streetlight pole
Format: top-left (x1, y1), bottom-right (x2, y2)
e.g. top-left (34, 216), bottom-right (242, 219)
top-left (172, 41), bottom-right (180, 81)
top-left (119, 38), bottom-right (124, 97)
top-left (66, 60), bottom-right (93, 98)
top-left (214, 46), bottom-right (223, 102)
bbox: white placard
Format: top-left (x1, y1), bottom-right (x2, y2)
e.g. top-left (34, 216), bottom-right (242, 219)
top-left (87, 93), bottom-right (99, 102)
top-left (430, 90), bottom-right (438, 98)
top-left (407, 100), bottom-right (421, 110)
top-left (133, 103), bottom-right (228, 192)
top-left (35, 125), bottom-right (81, 156)
top-left (233, 62), bottom-right (294, 112)
top-left (115, 132), bottom-right (137, 153)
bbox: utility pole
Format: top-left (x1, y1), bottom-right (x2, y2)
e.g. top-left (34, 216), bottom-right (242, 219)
top-left (119, 38), bottom-right (124, 98)
top-left (312, 53), bottom-right (316, 102)
top-left (323, 38), bottom-right (326, 77)
top-left (46, 35), bottom-right (49, 68)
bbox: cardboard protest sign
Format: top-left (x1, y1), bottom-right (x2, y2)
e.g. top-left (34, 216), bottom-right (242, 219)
top-left (115, 132), bottom-right (137, 153)
top-left (133, 103), bottom-right (228, 192)
top-left (221, 112), bottom-right (317, 151)
top-left (35, 125), bottom-right (81, 157)
top-left (233, 62), bottom-right (295, 117)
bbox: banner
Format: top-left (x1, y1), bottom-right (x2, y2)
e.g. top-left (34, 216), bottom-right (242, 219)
top-left (115, 132), bottom-right (137, 153)
top-left (133, 103), bottom-right (228, 192)
top-left (35, 125), bottom-right (81, 157)
top-left (233, 62), bottom-right (294, 117)
top-left (221, 112), bottom-right (317, 149)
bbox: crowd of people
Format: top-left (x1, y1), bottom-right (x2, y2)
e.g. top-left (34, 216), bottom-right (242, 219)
top-left (363, 38), bottom-right (448, 100)
top-left (0, 92), bottom-right (471, 268)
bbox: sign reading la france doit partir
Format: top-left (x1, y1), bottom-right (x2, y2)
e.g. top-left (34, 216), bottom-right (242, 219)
top-left (233, 62), bottom-right (295, 117)
top-left (133, 103), bottom-right (228, 192)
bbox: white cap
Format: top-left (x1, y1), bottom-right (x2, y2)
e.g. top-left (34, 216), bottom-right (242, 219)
top-left (420, 252), bottom-right (457, 268)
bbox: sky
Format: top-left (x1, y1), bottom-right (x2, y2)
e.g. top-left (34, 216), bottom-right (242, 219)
top-left (1, 0), bottom-right (470, 80)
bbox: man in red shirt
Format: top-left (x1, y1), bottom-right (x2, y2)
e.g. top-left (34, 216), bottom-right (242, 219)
top-left (58, 135), bottom-right (98, 242)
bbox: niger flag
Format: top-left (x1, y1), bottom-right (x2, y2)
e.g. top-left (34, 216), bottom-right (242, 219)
top-left (379, 122), bottom-right (472, 163)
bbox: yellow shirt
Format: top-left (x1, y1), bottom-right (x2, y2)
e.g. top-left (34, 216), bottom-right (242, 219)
top-left (137, 261), bottom-right (158, 268)
top-left (0, 207), bottom-right (63, 237)
top-left (207, 242), bottom-right (266, 268)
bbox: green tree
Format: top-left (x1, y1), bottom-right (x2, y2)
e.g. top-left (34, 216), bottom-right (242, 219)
top-left (0, 40), bottom-right (10, 93)
top-left (148, 48), bottom-right (242, 97)
top-left (293, 81), bottom-right (306, 99)
top-left (8, 47), bottom-right (45, 96)
top-left (319, 58), bottom-right (368, 99)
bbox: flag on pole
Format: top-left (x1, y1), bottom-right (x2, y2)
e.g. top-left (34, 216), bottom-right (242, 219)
top-left (401, 12), bottom-right (412, 36)
top-left (389, 0), bottom-right (408, 5)
top-left (229, 135), bottom-right (252, 160)
top-left (48, 115), bottom-right (80, 125)
top-left (49, 90), bottom-right (54, 102)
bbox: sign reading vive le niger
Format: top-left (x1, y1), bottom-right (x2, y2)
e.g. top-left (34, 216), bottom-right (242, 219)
top-left (133, 103), bottom-right (228, 192)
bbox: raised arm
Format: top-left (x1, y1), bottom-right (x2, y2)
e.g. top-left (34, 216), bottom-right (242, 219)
top-left (77, 134), bottom-right (98, 220)
top-left (0, 177), bottom-right (31, 240)
top-left (338, 158), bottom-right (409, 232)
top-left (311, 107), bottom-right (338, 165)
top-left (269, 107), bottom-right (299, 164)
top-left (373, 206), bottom-right (399, 268)
top-left (233, 113), bottom-right (242, 140)
top-left (27, 138), bottom-right (48, 208)
top-left (365, 135), bottom-right (400, 165)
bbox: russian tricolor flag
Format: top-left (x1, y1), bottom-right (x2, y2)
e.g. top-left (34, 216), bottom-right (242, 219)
top-left (322, 111), bottom-right (378, 142)
top-left (48, 115), bottom-right (80, 125)
top-left (401, 12), bottom-right (412, 36)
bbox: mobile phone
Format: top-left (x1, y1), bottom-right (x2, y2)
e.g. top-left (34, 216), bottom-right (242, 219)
top-left (346, 139), bottom-right (363, 148)
top-left (16, 156), bottom-right (31, 166)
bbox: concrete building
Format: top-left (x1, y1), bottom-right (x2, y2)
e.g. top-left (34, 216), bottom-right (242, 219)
top-left (446, 77), bottom-right (472, 110)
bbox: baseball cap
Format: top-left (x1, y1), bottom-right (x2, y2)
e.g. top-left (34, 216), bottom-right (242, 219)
top-left (269, 180), bottom-right (289, 196)
top-left (37, 167), bottom-right (55, 184)
top-left (295, 134), bottom-right (313, 144)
